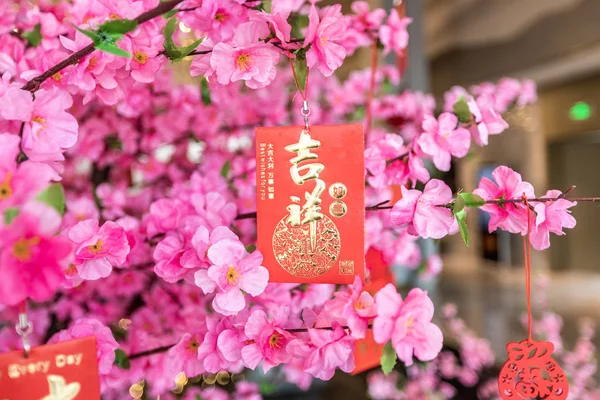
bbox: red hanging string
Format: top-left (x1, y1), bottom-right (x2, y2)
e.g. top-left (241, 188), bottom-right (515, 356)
top-left (521, 193), bottom-right (533, 343)
top-left (19, 300), bottom-right (26, 315)
top-left (365, 39), bottom-right (378, 137)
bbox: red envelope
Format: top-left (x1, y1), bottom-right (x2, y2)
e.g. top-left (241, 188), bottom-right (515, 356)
top-left (256, 124), bottom-right (365, 284)
top-left (352, 249), bottom-right (396, 374)
top-left (0, 337), bottom-right (101, 399)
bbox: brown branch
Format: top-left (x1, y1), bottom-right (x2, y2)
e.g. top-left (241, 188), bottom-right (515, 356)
top-left (21, 0), bottom-right (184, 92)
top-left (127, 324), bottom-right (371, 359)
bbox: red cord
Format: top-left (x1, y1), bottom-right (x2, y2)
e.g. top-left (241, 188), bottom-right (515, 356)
top-left (365, 39), bottom-right (378, 137)
top-left (522, 194), bottom-right (533, 343)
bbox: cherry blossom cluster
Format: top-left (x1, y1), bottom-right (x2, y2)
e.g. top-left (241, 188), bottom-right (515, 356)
top-left (0, 0), bottom-right (584, 398)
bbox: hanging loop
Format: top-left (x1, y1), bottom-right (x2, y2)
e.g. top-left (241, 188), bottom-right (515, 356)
top-left (15, 311), bottom-right (33, 357)
top-left (301, 100), bottom-right (310, 131)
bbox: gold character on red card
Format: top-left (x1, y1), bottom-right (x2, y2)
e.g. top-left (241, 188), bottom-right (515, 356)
top-left (273, 130), bottom-right (341, 278)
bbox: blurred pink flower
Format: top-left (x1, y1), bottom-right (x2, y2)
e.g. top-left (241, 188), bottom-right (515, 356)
top-left (390, 179), bottom-right (455, 239)
top-left (379, 9), bottom-right (411, 56)
top-left (530, 190), bottom-right (576, 250)
top-left (68, 219), bottom-right (130, 280)
top-left (373, 284), bottom-right (443, 366)
top-left (474, 165), bottom-right (535, 234)
top-left (417, 112), bottom-right (471, 171)
top-left (0, 202), bottom-right (71, 305)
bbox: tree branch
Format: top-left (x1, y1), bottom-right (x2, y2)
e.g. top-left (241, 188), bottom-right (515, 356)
top-left (21, 0), bottom-right (184, 92)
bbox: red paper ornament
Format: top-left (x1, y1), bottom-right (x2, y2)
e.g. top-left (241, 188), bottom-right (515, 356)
top-left (498, 340), bottom-right (568, 399)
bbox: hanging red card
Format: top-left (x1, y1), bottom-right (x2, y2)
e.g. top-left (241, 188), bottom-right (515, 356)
top-left (256, 124), bottom-right (365, 284)
top-left (352, 248), bottom-right (395, 374)
top-left (0, 336), bottom-right (101, 399)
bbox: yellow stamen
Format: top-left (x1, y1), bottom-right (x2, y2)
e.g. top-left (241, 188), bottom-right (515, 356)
top-left (51, 72), bottom-right (62, 82)
top-left (405, 317), bottom-right (415, 330)
top-left (32, 116), bottom-right (46, 124)
top-left (354, 299), bottom-right (366, 310)
top-left (214, 12), bottom-right (227, 22)
top-left (109, 13), bottom-right (121, 20)
top-left (66, 264), bottom-right (78, 276)
top-left (187, 337), bottom-right (199, 353)
top-left (0, 173), bottom-right (12, 200)
top-left (236, 53), bottom-right (252, 72)
top-left (320, 37), bottom-right (328, 46)
top-left (133, 50), bottom-right (149, 65)
top-left (88, 239), bottom-right (105, 255)
top-left (88, 56), bottom-right (98, 69)
top-left (268, 332), bottom-right (285, 350)
top-left (13, 237), bottom-right (40, 262)
top-left (226, 265), bottom-right (240, 285)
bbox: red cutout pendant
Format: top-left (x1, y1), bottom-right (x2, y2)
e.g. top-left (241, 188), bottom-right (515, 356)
top-left (498, 340), bottom-right (568, 399)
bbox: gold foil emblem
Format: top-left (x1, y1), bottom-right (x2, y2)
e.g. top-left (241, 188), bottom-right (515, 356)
top-left (329, 182), bottom-right (347, 199)
top-left (330, 201), bottom-right (347, 218)
top-left (274, 129), bottom-right (341, 278)
top-left (41, 375), bottom-right (81, 400)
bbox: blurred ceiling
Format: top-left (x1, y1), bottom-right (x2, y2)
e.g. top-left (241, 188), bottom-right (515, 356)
top-left (425, 0), bottom-right (585, 58)
top-left (424, 0), bottom-right (600, 93)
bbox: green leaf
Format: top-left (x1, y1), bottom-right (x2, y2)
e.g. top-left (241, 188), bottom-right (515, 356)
top-left (292, 48), bottom-right (309, 92)
top-left (96, 41), bottom-right (132, 58)
top-left (99, 19), bottom-right (138, 35)
top-left (163, 9), bottom-right (178, 19)
top-left (22, 23), bottom-right (42, 46)
top-left (4, 208), bottom-right (19, 225)
top-left (453, 195), bottom-right (466, 214)
top-left (260, 382), bottom-right (276, 395)
top-left (114, 349), bottom-right (131, 370)
top-left (36, 183), bottom-right (66, 215)
top-left (74, 25), bottom-right (101, 43)
top-left (381, 341), bottom-right (397, 375)
top-left (453, 97), bottom-right (472, 124)
top-left (163, 17), bottom-right (203, 61)
top-left (201, 78), bottom-right (211, 106)
top-left (245, 244), bottom-right (256, 253)
top-left (459, 192), bottom-right (485, 208)
top-left (456, 209), bottom-right (469, 246)
top-left (262, 0), bottom-right (273, 13)
top-left (220, 160), bottom-right (231, 178)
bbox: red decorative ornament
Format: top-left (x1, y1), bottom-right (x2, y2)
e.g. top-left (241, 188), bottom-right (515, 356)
top-left (498, 340), bottom-right (568, 399)
top-left (498, 195), bottom-right (569, 399)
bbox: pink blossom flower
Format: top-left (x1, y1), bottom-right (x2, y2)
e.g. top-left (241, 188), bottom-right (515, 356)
top-left (304, 5), bottom-right (347, 77)
top-left (48, 318), bottom-right (118, 375)
top-left (210, 22), bottom-right (280, 89)
top-left (0, 134), bottom-right (56, 213)
top-left (472, 93), bottom-right (509, 146)
top-left (167, 333), bottom-right (205, 378)
top-left (328, 277), bottom-right (376, 339)
top-left (474, 166), bottom-right (535, 234)
top-left (373, 284), bottom-right (443, 366)
top-left (68, 219), bottom-right (130, 280)
top-left (417, 112), bottom-right (471, 171)
top-left (194, 239), bottom-right (268, 315)
top-left (153, 235), bottom-right (190, 283)
top-left (198, 316), bottom-right (245, 373)
top-left (0, 87), bottom-right (78, 163)
top-left (181, 225), bottom-right (238, 269)
top-left (242, 308), bottom-right (293, 372)
top-left (530, 190), bottom-right (576, 250)
top-left (185, 0), bottom-right (246, 42)
top-left (379, 9), bottom-right (411, 56)
top-left (390, 179), bottom-right (455, 239)
top-left (0, 202), bottom-right (71, 306)
top-left (288, 323), bottom-right (355, 380)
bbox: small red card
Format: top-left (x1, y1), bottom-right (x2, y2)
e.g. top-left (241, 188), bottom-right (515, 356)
top-left (352, 248), bottom-right (396, 374)
top-left (256, 124), bottom-right (365, 284)
top-left (0, 337), bottom-right (101, 399)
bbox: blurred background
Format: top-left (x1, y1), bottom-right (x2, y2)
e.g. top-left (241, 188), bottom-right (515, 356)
top-left (312, 0), bottom-right (600, 398)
